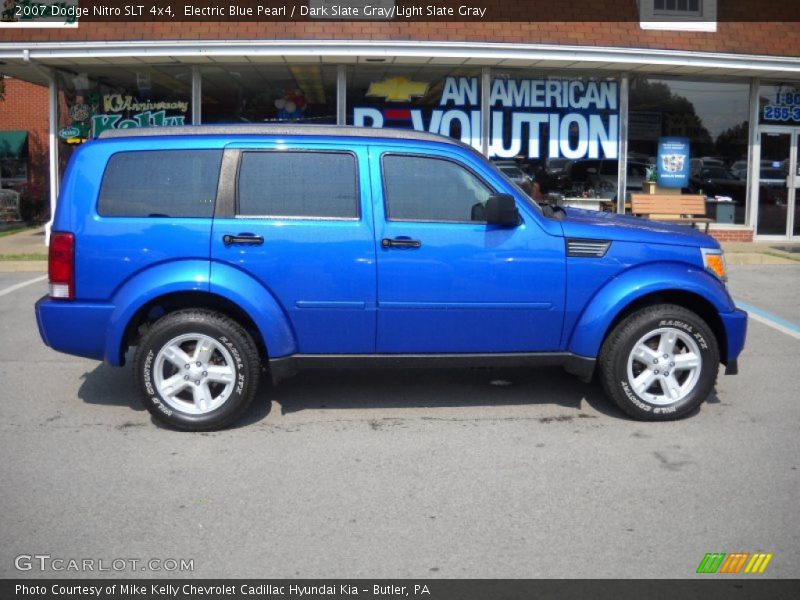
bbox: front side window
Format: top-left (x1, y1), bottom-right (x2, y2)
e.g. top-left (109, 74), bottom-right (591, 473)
top-left (382, 154), bottom-right (493, 223)
top-left (237, 151), bottom-right (358, 219)
top-left (98, 150), bottom-right (221, 218)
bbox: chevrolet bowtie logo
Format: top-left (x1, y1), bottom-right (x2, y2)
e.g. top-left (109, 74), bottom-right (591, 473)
top-left (366, 77), bottom-right (430, 102)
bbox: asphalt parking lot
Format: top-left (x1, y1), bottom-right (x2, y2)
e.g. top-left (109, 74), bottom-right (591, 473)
top-left (0, 265), bottom-right (798, 579)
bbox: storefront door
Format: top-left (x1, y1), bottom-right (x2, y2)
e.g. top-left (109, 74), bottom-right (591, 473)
top-left (756, 128), bottom-right (800, 238)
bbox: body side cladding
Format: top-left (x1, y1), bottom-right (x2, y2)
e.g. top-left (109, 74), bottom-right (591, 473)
top-left (108, 261), bottom-right (299, 366)
top-left (208, 261), bottom-right (298, 358)
top-left (104, 260), bottom-right (212, 365)
top-left (268, 352), bottom-right (595, 385)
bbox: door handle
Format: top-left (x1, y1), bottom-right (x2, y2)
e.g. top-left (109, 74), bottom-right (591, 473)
top-left (223, 234), bottom-right (264, 246)
top-left (381, 237), bottom-right (422, 249)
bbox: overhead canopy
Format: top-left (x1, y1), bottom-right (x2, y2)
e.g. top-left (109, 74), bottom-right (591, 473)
top-left (0, 131), bottom-right (28, 159)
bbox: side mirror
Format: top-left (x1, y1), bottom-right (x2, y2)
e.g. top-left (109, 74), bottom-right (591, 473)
top-left (485, 194), bottom-right (520, 227)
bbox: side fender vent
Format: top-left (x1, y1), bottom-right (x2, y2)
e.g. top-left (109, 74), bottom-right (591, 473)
top-left (566, 238), bottom-right (612, 258)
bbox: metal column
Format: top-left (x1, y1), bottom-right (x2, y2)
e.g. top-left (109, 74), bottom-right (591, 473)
top-left (45, 68), bottom-right (59, 246)
top-left (616, 73), bottom-right (629, 214)
top-left (481, 67), bottom-right (491, 156)
top-left (746, 78), bottom-right (760, 229)
top-left (337, 64), bottom-right (347, 125)
top-left (191, 65), bottom-right (202, 125)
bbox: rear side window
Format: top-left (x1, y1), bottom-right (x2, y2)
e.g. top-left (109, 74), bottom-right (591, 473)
top-left (98, 150), bottom-right (222, 218)
top-left (237, 151), bottom-right (358, 219)
top-left (382, 154), bottom-right (493, 222)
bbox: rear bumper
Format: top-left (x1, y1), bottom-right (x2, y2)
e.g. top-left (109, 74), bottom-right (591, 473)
top-left (35, 296), bottom-right (114, 362)
top-left (721, 308), bottom-right (748, 373)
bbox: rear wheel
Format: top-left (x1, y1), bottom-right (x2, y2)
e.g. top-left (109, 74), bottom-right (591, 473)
top-left (133, 310), bottom-right (260, 431)
top-left (599, 304), bottom-right (719, 420)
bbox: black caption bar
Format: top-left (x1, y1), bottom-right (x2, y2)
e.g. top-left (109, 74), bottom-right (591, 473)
top-left (2, 0), bottom-right (800, 23)
top-left (3, 580), bottom-right (800, 600)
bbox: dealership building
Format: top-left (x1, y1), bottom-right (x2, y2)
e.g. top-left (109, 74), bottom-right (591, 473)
top-left (1, 0), bottom-right (800, 241)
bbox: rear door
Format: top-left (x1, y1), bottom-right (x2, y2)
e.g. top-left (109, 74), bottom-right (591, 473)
top-left (210, 142), bottom-right (376, 354)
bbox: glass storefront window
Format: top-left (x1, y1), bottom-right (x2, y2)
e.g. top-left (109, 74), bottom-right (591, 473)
top-left (629, 76), bottom-right (751, 224)
top-left (491, 70), bottom-right (620, 201)
top-left (56, 65), bottom-right (193, 176)
top-left (759, 81), bottom-right (800, 127)
top-left (346, 65), bottom-right (482, 147)
top-left (201, 64), bottom-right (337, 125)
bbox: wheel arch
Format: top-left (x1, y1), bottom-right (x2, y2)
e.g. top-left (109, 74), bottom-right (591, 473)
top-left (567, 262), bottom-right (734, 363)
top-left (121, 291), bottom-right (269, 364)
top-left (597, 290), bottom-right (728, 364)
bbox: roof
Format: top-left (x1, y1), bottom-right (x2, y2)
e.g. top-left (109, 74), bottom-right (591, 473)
top-left (97, 124), bottom-right (467, 148)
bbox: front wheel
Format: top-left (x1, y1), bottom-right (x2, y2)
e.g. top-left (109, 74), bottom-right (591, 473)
top-left (133, 310), bottom-right (260, 431)
top-left (598, 304), bottom-right (719, 420)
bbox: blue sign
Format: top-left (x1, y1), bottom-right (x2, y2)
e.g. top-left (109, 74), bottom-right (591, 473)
top-left (657, 137), bottom-right (690, 188)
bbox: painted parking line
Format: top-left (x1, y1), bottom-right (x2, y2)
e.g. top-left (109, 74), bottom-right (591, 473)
top-left (735, 300), bottom-right (800, 341)
top-left (0, 275), bottom-right (47, 298)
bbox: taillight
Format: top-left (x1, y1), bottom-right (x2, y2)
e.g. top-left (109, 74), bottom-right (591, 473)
top-left (49, 231), bottom-right (75, 299)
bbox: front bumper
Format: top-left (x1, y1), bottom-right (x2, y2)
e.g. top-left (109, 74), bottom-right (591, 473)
top-left (720, 307), bottom-right (748, 374)
top-left (35, 296), bottom-right (114, 362)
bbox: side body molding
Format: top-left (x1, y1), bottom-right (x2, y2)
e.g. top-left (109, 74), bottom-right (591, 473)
top-left (567, 261), bottom-right (735, 359)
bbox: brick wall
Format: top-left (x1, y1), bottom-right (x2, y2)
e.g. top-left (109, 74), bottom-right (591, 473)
top-left (0, 78), bottom-right (49, 188)
top-left (1, 20), bottom-right (799, 58)
top-left (709, 229), bottom-right (754, 243)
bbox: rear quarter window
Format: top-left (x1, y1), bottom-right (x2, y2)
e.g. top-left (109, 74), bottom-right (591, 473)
top-left (98, 149), bottom-right (223, 218)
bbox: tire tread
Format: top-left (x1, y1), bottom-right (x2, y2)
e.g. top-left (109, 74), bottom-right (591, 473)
top-left (133, 309), bottom-right (261, 431)
top-left (598, 303), bottom-right (719, 421)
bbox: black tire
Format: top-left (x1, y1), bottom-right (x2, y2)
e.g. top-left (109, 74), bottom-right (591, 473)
top-left (598, 304), bottom-right (719, 420)
top-left (133, 309), bottom-right (260, 431)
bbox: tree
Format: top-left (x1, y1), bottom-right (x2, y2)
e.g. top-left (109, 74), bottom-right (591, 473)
top-left (714, 121), bottom-right (749, 163)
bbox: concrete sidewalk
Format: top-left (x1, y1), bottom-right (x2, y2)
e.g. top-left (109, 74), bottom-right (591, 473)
top-left (0, 226), bottom-right (48, 272)
top-left (0, 224), bottom-right (798, 271)
top-left (721, 241), bottom-right (800, 264)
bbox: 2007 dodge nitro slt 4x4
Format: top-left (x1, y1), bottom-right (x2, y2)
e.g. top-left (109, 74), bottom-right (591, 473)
top-left (36, 125), bottom-right (747, 430)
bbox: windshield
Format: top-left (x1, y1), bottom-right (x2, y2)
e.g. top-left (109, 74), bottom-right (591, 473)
top-left (547, 158), bottom-right (570, 171)
top-left (702, 167), bottom-right (738, 180)
top-left (499, 165), bottom-right (526, 179)
top-left (760, 169), bottom-right (786, 180)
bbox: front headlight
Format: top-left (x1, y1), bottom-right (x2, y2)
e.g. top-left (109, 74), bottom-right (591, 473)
top-left (701, 247), bottom-right (727, 282)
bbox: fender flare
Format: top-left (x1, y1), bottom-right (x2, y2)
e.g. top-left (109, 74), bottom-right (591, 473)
top-left (208, 262), bottom-right (297, 359)
top-left (104, 260), bottom-right (296, 365)
top-left (567, 261), bottom-right (735, 359)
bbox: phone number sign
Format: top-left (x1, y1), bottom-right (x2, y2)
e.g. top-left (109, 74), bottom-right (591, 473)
top-left (763, 89), bottom-right (800, 123)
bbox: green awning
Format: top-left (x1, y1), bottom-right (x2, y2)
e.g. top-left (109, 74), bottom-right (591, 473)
top-left (0, 131), bottom-right (28, 159)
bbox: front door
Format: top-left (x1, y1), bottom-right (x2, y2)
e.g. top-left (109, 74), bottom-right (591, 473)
top-left (370, 147), bottom-right (566, 354)
top-left (756, 128), bottom-right (800, 238)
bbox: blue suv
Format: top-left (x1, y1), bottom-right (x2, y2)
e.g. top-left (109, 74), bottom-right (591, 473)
top-left (36, 125), bottom-right (747, 430)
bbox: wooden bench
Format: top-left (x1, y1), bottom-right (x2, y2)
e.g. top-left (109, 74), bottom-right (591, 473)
top-left (631, 194), bottom-right (713, 232)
